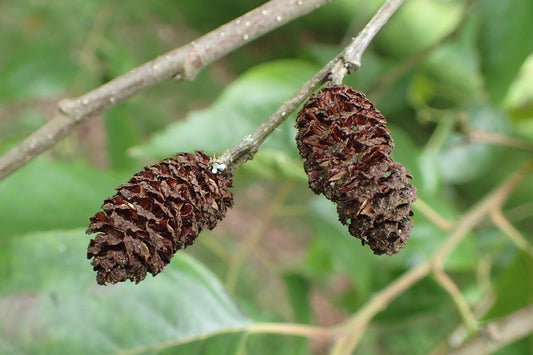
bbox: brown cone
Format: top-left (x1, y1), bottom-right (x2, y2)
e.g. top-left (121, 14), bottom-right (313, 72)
top-left (296, 85), bottom-right (416, 255)
top-left (86, 151), bottom-right (233, 285)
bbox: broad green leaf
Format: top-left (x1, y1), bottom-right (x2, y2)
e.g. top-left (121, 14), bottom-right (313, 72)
top-left (504, 54), bottom-right (533, 119)
top-left (282, 273), bottom-right (312, 324)
top-left (484, 251), bottom-right (533, 320)
top-left (131, 60), bottom-right (320, 161)
top-left (438, 104), bottom-right (509, 184)
top-left (479, 0), bottom-right (533, 104)
top-left (389, 124), bottom-right (421, 182)
top-left (513, 119), bottom-right (533, 143)
top-left (0, 158), bottom-right (129, 239)
top-left (105, 104), bottom-right (143, 170)
top-left (0, 1), bottom-right (103, 100)
top-left (0, 229), bottom-right (251, 355)
top-left (423, 17), bottom-right (483, 104)
top-left (0, 44), bottom-right (79, 100)
top-left (305, 197), bottom-right (379, 302)
top-left (376, 0), bottom-right (463, 57)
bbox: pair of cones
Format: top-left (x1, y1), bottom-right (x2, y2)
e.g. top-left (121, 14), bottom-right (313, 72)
top-left (87, 85), bottom-right (416, 285)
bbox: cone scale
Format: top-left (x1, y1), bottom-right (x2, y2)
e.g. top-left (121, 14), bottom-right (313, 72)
top-left (296, 85), bottom-right (416, 255)
top-left (86, 151), bottom-right (233, 285)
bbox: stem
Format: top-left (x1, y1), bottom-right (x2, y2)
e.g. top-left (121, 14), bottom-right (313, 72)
top-left (214, 0), bottom-right (406, 174)
top-left (341, 0), bottom-right (405, 70)
top-left (117, 321), bottom-right (333, 355)
top-left (0, 0), bottom-right (335, 181)
top-left (246, 322), bottom-right (334, 338)
top-left (468, 131), bottom-right (533, 151)
top-left (413, 198), bottom-right (455, 231)
top-left (432, 267), bottom-right (478, 332)
top-left (490, 208), bottom-right (533, 255)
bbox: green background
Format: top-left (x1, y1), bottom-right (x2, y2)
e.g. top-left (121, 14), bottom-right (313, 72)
top-left (1, 0), bottom-right (532, 354)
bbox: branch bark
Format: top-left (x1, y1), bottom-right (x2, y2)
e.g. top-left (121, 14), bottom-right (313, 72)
top-left (449, 304), bottom-right (533, 355)
top-left (0, 0), bottom-right (334, 181)
top-left (213, 0), bottom-right (406, 174)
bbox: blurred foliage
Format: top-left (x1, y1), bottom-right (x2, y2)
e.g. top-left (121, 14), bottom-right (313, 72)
top-left (1, 0), bottom-right (533, 354)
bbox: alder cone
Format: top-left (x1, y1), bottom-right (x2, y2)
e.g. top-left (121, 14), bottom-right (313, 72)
top-left (296, 85), bottom-right (416, 255)
top-left (86, 151), bottom-right (233, 285)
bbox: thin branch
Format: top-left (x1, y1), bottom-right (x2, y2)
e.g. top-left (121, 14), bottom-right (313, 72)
top-left (0, 0), bottom-right (335, 181)
top-left (341, 0), bottom-right (405, 70)
top-left (455, 114), bottom-right (533, 151)
top-left (444, 255), bottom-right (496, 351)
top-left (432, 267), bottom-right (478, 332)
top-left (413, 198), bottom-right (455, 231)
top-left (213, 0), bottom-right (406, 174)
top-left (329, 0), bottom-right (405, 84)
top-left (328, 160), bottom-right (533, 355)
top-left (449, 304), bottom-right (533, 355)
top-left (490, 208), bottom-right (533, 255)
top-left (246, 322), bottom-right (334, 338)
top-left (117, 321), bottom-right (333, 355)
top-left (467, 131), bottom-right (533, 151)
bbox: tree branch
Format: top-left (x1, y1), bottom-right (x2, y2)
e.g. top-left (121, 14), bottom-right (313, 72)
top-left (449, 304), bottom-right (533, 355)
top-left (490, 208), bottom-right (533, 255)
top-left (0, 0), bottom-right (334, 181)
top-left (432, 267), bottom-right (478, 332)
top-left (117, 321), bottom-right (333, 355)
top-left (213, 0), bottom-right (406, 174)
top-left (413, 198), bottom-right (455, 231)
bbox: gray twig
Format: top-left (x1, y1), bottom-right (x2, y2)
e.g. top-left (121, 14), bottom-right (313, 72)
top-left (214, 0), bottom-right (405, 174)
top-left (449, 304), bottom-right (533, 355)
top-left (0, 0), bottom-right (334, 181)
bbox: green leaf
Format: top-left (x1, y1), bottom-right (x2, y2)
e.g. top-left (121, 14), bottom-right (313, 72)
top-left (131, 59), bottom-right (320, 160)
top-left (0, 158), bottom-right (128, 239)
top-left (438, 104), bottom-right (509, 184)
top-left (479, 0), bottom-right (533, 104)
top-left (423, 16), bottom-right (483, 103)
top-left (0, 44), bottom-right (79, 100)
top-left (0, 229), bottom-right (251, 355)
top-left (305, 197), bottom-right (377, 301)
top-left (484, 251), bottom-right (533, 320)
top-left (237, 148), bottom-right (307, 182)
top-left (504, 55), bottom-right (533, 118)
top-left (282, 273), bottom-right (312, 324)
top-left (396, 203), bottom-right (475, 272)
top-left (376, 0), bottom-right (463, 57)
top-left (105, 104), bottom-right (143, 170)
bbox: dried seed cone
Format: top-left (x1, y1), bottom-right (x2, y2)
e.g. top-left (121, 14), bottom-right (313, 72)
top-left (296, 85), bottom-right (416, 255)
top-left (86, 151), bottom-right (233, 285)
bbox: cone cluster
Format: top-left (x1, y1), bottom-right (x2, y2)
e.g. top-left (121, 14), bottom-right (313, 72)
top-left (87, 151), bottom-right (233, 285)
top-left (296, 85), bottom-right (416, 255)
